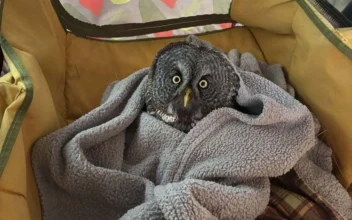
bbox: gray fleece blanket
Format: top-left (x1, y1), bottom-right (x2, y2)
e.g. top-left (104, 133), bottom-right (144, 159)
top-left (32, 47), bottom-right (352, 220)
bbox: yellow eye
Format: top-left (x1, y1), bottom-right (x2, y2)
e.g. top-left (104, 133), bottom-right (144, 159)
top-left (199, 79), bottom-right (208, 88)
top-left (172, 75), bottom-right (182, 84)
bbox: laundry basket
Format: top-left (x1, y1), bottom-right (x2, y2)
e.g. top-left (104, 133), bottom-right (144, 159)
top-left (0, 0), bottom-right (351, 219)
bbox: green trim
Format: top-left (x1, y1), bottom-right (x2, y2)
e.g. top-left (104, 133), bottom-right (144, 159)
top-left (0, 0), bottom-right (5, 30)
top-left (0, 35), bottom-right (33, 176)
top-left (297, 0), bottom-right (352, 60)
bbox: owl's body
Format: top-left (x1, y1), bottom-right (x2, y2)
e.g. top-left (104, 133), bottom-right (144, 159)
top-left (145, 35), bottom-right (240, 132)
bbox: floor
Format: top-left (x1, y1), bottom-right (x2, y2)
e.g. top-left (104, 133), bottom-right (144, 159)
top-left (328, 0), bottom-right (350, 11)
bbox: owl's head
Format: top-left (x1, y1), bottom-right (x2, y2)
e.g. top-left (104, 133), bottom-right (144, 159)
top-left (146, 35), bottom-right (240, 132)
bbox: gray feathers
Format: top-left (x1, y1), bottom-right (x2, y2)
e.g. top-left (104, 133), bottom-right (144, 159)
top-left (146, 35), bottom-right (240, 132)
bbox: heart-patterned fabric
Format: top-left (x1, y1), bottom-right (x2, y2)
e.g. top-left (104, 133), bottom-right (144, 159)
top-left (59, 0), bottom-right (238, 41)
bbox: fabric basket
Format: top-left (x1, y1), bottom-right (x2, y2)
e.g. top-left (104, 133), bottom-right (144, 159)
top-left (0, 0), bottom-right (352, 219)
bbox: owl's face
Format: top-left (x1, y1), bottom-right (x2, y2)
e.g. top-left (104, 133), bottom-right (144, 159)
top-left (146, 39), bottom-right (240, 132)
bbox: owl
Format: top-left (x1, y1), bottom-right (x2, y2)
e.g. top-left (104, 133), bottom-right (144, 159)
top-left (145, 35), bottom-right (240, 132)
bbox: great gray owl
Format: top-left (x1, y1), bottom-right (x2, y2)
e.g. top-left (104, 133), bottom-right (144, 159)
top-left (145, 35), bottom-right (240, 132)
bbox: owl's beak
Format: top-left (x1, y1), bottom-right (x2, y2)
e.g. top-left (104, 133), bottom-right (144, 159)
top-left (183, 88), bottom-right (192, 107)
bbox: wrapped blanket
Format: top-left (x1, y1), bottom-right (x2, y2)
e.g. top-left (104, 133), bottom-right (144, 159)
top-left (32, 43), bottom-right (352, 219)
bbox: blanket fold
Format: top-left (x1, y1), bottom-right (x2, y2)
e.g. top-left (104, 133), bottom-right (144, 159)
top-left (32, 45), bottom-right (352, 220)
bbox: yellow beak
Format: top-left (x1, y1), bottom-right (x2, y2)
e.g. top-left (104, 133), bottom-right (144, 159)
top-left (184, 88), bottom-right (192, 107)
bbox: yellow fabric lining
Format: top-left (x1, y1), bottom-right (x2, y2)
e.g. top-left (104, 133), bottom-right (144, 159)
top-left (0, 47), bottom-right (61, 220)
top-left (0, 51), bottom-right (24, 154)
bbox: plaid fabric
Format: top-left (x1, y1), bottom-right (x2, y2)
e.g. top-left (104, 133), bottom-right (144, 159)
top-left (256, 170), bottom-right (346, 220)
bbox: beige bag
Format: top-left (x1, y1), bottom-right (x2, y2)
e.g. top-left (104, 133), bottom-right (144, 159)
top-left (1, 0), bottom-right (351, 219)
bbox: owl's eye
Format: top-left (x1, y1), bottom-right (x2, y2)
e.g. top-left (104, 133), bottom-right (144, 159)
top-left (172, 75), bottom-right (182, 84)
top-left (199, 79), bottom-right (208, 89)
